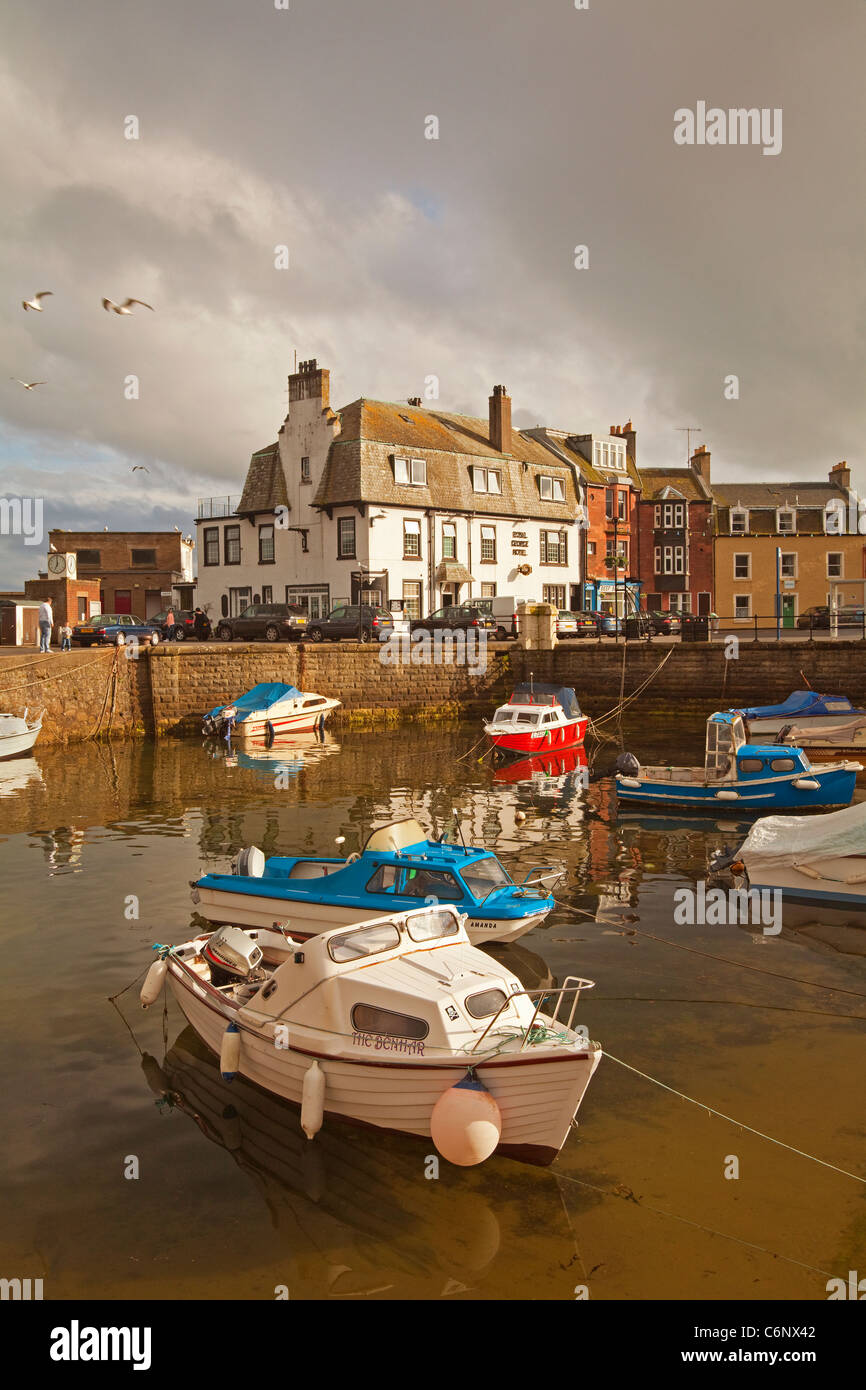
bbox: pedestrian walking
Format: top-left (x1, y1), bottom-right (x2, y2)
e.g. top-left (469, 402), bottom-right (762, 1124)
top-left (38, 596), bottom-right (54, 653)
top-left (164, 608), bottom-right (176, 641)
top-left (60, 621), bottom-right (73, 652)
top-left (193, 607), bottom-right (210, 640)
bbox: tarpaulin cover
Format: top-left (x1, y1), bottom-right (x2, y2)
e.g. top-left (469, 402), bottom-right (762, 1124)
top-left (207, 683), bottom-right (301, 723)
top-left (509, 683), bottom-right (582, 719)
top-left (740, 801), bottom-right (866, 868)
top-left (737, 690), bottom-right (863, 720)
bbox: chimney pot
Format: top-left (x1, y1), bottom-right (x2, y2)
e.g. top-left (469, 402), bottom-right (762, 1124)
top-left (489, 385), bottom-right (512, 454)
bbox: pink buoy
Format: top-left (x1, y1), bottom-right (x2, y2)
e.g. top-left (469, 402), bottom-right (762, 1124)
top-left (430, 1071), bottom-right (502, 1166)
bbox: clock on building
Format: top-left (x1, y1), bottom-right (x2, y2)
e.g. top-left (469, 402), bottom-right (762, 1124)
top-left (47, 552), bottom-right (77, 578)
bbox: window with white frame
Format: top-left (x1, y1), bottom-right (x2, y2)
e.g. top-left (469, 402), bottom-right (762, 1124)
top-left (300, 456), bottom-right (311, 482)
top-left (595, 439), bottom-right (626, 471)
top-left (403, 518), bottom-right (422, 558)
top-left (618, 491), bottom-right (628, 520)
top-left (472, 466), bottom-right (501, 494)
top-left (662, 545), bottom-right (684, 574)
top-left (538, 474), bottom-right (565, 502)
top-left (733, 553), bottom-right (751, 580)
top-left (730, 508), bottom-right (748, 534)
top-left (480, 582), bottom-right (496, 598)
top-left (780, 552), bottom-right (797, 579)
top-left (663, 502), bottom-right (685, 528)
top-left (777, 508), bottom-right (796, 534)
top-left (669, 592), bottom-right (692, 613)
top-left (480, 525), bottom-right (496, 562)
top-left (543, 585), bottom-right (566, 608)
top-left (587, 541), bottom-right (596, 555)
top-left (541, 529), bottom-right (567, 565)
top-left (654, 546), bottom-right (661, 574)
top-left (827, 552), bottom-right (843, 578)
top-left (261, 585), bottom-right (273, 604)
top-left (337, 516), bottom-right (356, 558)
top-left (441, 522), bottom-right (456, 559)
top-left (394, 456), bottom-right (427, 486)
top-left (734, 593), bottom-right (751, 618)
top-left (607, 538), bottom-right (628, 562)
top-left (402, 580), bottom-right (422, 620)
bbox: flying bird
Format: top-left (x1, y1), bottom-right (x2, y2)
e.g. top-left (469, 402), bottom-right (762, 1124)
top-left (11, 378), bottom-right (46, 390)
top-left (22, 291), bottom-right (53, 312)
top-left (132, 465), bottom-right (150, 473)
top-left (102, 297), bottom-right (154, 315)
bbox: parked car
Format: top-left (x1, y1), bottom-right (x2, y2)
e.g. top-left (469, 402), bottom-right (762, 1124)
top-left (586, 608), bottom-right (620, 636)
top-left (215, 603), bottom-right (308, 643)
top-left (797, 605), bottom-right (865, 630)
top-left (72, 613), bottom-right (162, 647)
top-left (150, 608), bottom-right (197, 641)
top-left (410, 604), bottom-right (497, 636)
top-left (306, 604), bottom-right (406, 643)
top-left (566, 609), bottom-right (604, 637)
top-left (646, 610), bottom-right (683, 636)
top-left (555, 610), bottom-right (590, 638)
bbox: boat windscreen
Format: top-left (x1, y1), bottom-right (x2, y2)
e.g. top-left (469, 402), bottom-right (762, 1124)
top-left (460, 858), bottom-right (511, 896)
top-left (328, 922), bottom-right (401, 962)
top-left (406, 908), bottom-right (462, 942)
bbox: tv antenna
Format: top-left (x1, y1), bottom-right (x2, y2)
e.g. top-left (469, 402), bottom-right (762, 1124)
top-left (677, 427), bottom-right (701, 464)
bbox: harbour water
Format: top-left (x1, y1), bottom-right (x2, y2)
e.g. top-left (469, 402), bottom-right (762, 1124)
top-left (1, 720), bottom-right (864, 1301)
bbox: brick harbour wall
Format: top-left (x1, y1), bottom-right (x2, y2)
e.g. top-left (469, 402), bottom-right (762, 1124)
top-left (3, 638), bottom-right (866, 745)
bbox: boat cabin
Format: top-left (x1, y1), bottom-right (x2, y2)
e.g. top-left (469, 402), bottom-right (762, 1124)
top-left (705, 713), bottom-right (811, 783)
top-left (490, 683), bottom-right (582, 729)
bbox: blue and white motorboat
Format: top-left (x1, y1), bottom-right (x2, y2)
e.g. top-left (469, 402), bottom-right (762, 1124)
top-left (203, 682), bottom-right (341, 741)
top-left (191, 816), bottom-right (564, 945)
top-left (615, 711), bottom-right (862, 812)
top-left (735, 690), bottom-right (866, 752)
top-left (709, 802), bottom-right (866, 912)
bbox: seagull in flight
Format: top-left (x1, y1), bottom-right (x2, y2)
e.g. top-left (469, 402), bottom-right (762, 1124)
top-left (11, 378), bottom-right (46, 390)
top-left (132, 465), bottom-right (150, 473)
top-left (22, 291), bottom-right (53, 312)
top-left (102, 297), bottom-right (154, 315)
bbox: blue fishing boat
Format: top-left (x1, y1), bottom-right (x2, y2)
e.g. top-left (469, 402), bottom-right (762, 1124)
top-left (734, 690), bottom-right (866, 751)
top-left (191, 817), bottom-right (563, 945)
top-left (615, 711), bottom-right (861, 812)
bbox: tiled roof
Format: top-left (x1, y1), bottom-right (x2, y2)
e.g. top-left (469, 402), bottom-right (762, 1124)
top-left (712, 481), bottom-right (844, 508)
top-left (638, 467), bottom-right (712, 502)
top-left (237, 443), bottom-right (289, 514)
top-left (314, 400), bottom-right (580, 520)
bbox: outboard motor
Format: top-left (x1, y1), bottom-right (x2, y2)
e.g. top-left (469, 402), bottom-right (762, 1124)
top-left (233, 846), bottom-right (266, 877)
top-left (202, 926), bottom-right (263, 988)
top-left (615, 751), bottom-right (641, 779)
top-left (775, 724), bottom-right (794, 744)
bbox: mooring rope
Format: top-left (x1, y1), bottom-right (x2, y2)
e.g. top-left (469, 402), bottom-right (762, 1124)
top-left (603, 1050), bottom-right (865, 1184)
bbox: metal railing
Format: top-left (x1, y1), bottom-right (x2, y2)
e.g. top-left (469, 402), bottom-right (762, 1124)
top-left (471, 976), bottom-right (596, 1053)
top-left (197, 496), bottom-right (240, 519)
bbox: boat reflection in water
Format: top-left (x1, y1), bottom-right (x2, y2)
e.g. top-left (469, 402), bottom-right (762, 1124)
top-left (492, 745), bottom-right (588, 814)
top-left (204, 731), bottom-right (342, 779)
top-left (0, 755), bottom-right (43, 797)
top-left (150, 1029), bottom-right (509, 1300)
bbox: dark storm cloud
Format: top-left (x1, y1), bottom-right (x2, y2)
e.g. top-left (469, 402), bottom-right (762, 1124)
top-left (0, 0), bottom-right (863, 586)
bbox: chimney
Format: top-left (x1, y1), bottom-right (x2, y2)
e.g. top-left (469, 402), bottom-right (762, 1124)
top-left (622, 419), bottom-right (636, 464)
top-left (690, 442), bottom-right (711, 485)
top-left (830, 460), bottom-right (851, 489)
top-left (489, 384), bottom-right (512, 454)
top-left (289, 358), bottom-right (330, 408)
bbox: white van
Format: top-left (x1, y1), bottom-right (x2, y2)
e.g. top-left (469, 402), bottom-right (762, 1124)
top-left (473, 595), bottom-right (531, 640)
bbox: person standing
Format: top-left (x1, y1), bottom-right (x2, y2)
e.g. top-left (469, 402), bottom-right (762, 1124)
top-left (38, 596), bottom-right (54, 653)
top-left (60, 621), bottom-right (73, 652)
top-left (193, 607), bottom-right (209, 640)
top-left (164, 608), bottom-right (175, 641)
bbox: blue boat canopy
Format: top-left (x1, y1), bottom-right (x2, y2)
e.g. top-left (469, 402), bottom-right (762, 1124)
top-left (207, 682), bottom-right (301, 724)
top-left (509, 683), bottom-right (582, 719)
top-left (736, 690), bottom-right (863, 720)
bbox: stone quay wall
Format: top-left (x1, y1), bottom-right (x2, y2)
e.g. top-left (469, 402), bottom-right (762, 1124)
top-left (2, 637), bottom-right (865, 745)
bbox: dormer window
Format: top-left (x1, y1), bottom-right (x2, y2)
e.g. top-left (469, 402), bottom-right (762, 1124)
top-left (472, 466), bottom-right (501, 494)
top-left (593, 440), bottom-right (626, 472)
top-left (538, 474), bottom-right (565, 502)
top-left (730, 508), bottom-right (749, 535)
top-left (394, 456), bottom-right (427, 486)
top-left (777, 507), bottom-right (796, 534)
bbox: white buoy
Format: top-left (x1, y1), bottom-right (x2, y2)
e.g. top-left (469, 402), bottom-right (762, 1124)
top-left (301, 1059), bottom-right (325, 1140)
top-left (140, 958), bottom-right (168, 1009)
top-left (220, 1022), bottom-right (241, 1082)
top-left (430, 1072), bottom-right (502, 1166)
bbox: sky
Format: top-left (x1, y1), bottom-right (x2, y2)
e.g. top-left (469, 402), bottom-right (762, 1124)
top-left (0, 0), bottom-right (863, 586)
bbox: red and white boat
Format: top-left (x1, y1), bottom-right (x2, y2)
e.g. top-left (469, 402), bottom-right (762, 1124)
top-left (484, 683), bottom-right (588, 757)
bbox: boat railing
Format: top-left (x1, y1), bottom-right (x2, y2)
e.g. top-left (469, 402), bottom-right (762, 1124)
top-left (513, 864), bottom-right (566, 895)
top-left (470, 976), bottom-right (596, 1054)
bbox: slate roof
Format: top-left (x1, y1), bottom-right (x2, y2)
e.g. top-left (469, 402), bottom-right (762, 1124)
top-left (638, 467), bottom-right (713, 503)
top-left (237, 444), bottom-right (288, 515)
top-left (713, 481), bottom-right (848, 535)
top-left (313, 400), bottom-right (580, 521)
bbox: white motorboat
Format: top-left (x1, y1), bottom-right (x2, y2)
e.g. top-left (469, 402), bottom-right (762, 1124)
top-left (736, 691), bottom-right (866, 751)
top-left (143, 903), bottom-right (601, 1167)
top-left (0, 709), bottom-right (43, 761)
top-left (203, 682), bottom-right (341, 741)
top-left (710, 801), bottom-right (866, 911)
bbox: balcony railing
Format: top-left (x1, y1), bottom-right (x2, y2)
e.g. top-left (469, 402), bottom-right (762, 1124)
top-left (197, 496), bottom-right (240, 520)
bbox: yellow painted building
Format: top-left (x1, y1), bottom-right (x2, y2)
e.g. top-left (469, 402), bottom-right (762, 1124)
top-left (713, 465), bottom-right (866, 628)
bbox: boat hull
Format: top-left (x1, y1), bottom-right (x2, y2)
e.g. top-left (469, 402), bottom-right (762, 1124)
top-left (193, 884), bottom-right (548, 945)
top-left (168, 971), bottom-right (601, 1166)
top-left (0, 725), bottom-right (41, 760)
top-left (616, 765), bottom-right (859, 811)
top-left (230, 700), bottom-right (340, 739)
top-left (485, 717), bottom-right (587, 756)
top-left (741, 857), bottom-right (866, 910)
top-left (745, 715), bottom-right (866, 750)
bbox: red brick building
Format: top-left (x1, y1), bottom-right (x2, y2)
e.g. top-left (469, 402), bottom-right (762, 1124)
top-left (636, 445), bottom-right (715, 615)
top-left (47, 530), bottom-right (195, 618)
top-left (571, 422), bottom-right (643, 616)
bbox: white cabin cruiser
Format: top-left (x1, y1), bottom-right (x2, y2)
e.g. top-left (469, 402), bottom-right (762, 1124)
top-left (143, 904), bottom-right (601, 1167)
top-left (203, 682), bottom-right (341, 741)
top-left (0, 709), bottom-right (43, 761)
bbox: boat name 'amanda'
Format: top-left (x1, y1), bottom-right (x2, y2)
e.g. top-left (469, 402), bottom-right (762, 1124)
top-left (352, 1031), bottom-right (425, 1055)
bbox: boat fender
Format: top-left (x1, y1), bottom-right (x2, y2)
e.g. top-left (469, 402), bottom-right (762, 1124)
top-left (715, 790), bottom-right (740, 800)
top-left (614, 751), bottom-right (641, 778)
top-left (220, 1022), bottom-right (241, 1082)
top-left (793, 864), bottom-right (823, 879)
top-left (234, 846), bottom-right (266, 877)
top-left (140, 958), bottom-right (168, 1009)
top-left (618, 777), bottom-right (641, 789)
top-left (430, 1070), bottom-right (502, 1167)
top-left (845, 871), bottom-right (866, 884)
top-left (792, 778), bottom-right (820, 791)
top-left (265, 720), bottom-right (276, 747)
top-left (301, 1060), bottom-right (326, 1140)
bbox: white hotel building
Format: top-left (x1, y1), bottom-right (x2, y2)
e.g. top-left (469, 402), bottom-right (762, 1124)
top-left (195, 361), bottom-right (587, 622)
